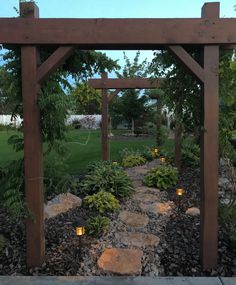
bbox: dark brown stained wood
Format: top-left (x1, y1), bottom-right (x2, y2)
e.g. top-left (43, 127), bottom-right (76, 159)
top-left (89, 78), bottom-right (163, 89)
top-left (20, 2), bottom-right (45, 267)
top-left (0, 17), bottom-right (236, 46)
top-left (108, 89), bottom-right (121, 102)
top-left (200, 2), bottom-right (219, 270)
top-left (37, 46), bottom-right (75, 84)
top-left (168, 46), bottom-right (205, 83)
top-left (101, 73), bottom-right (109, 160)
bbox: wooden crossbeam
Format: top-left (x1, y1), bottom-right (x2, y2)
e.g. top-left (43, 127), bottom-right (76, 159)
top-left (88, 78), bottom-right (163, 89)
top-left (0, 18), bottom-right (236, 46)
top-left (168, 46), bottom-right (205, 83)
top-left (37, 46), bottom-right (75, 84)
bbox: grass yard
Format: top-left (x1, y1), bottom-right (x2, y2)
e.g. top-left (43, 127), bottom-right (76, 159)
top-left (0, 129), bottom-right (174, 174)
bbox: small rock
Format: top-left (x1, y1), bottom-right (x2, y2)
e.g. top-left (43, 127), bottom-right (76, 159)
top-left (97, 248), bottom-right (143, 275)
top-left (185, 207), bottom-right (200, 216)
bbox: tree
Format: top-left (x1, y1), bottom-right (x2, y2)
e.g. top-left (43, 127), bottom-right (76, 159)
top-left (145, 88), bottom-right (165, 146)
top-left (114, 52), bottom-right (151, 134)
top-left (149, 48), bottom-right (202, 169)
top-left (70, 83), bottom-right (101, 115)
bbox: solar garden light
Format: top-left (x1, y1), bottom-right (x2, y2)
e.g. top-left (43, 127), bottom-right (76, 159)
top-left (74, 218), bottom-right (86, 259)
top-left (160, 157), bottom-right (166, 164)
top-left (176, 188), bottom-right (184, 212)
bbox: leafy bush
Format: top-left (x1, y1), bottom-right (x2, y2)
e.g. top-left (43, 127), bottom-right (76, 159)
top-left (142, 122), bottom-right (156, 135)
top-left (182, 140), bottom-right (200, 167)
top-left (87, 215), bottom-right (110, 237)
top-left (121, 154), bottom-right (146, 168)
top-left (83, 191), bottom-right (120, 214)
top-left (219, 204), bottom-right (236, 248)
top-left (79, 161), bottom-right (133, 198)
top-left (44, 155), bottom-right (78, 199)
top-left (0, 159), bottom-right (26, 218)
top-left (143, 165), bottom-right (178, 190)
top-left (141, 146), bottom-right (157, 161)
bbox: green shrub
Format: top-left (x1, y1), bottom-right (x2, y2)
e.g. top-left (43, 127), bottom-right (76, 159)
top-left (219, 204), bottom-right (236, 248)
top-left (143, 165), bottom-right (178, 190)
top-left (182, 140), bottom-right (200, 167)
top-left (121, 154), bottom-right (146, 168)
top-left (141, 146), bottom-right (158, 161)
top-left (87, 215), bottom-right (110, 237)
top-left (83, 191), bottom-right (120, 214)
top-left (79, 161), bottom-right (133, 198)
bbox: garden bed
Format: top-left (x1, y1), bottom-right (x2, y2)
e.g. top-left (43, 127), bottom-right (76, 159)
top-left (0, 163), bottom-right (235, 276)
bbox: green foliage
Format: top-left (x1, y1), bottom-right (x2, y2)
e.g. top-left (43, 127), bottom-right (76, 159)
top-left (43, 155), bottom-right (78, 199)
top-left (113, 52), bottom-right (152, 133)
top-left (70, 83), bottom-right (101, 114)
top-left (0, 159), bottom-right (26, 218)
top-left (87, 215), bottom-right (110, 237)
top-left (219, 204), bottom-right (236, 248)
top-left (143, 165), bottom-right (178, 190)
top-left (150, 49), bottom-right (201, 136)
top-left (79, 161), bottom-right (133, 198)
top-left (181, 140), bottom-right (200, 167)
top-left (219, 50), bottom-right (236, 165)
top-left (0, 235), bottom-right (7, 253)
top-left (7, 134), bottom-right (24, 152)
top-left (83, 191), bottom-right (120, 214)
top-left (121, 154), bottom-right (146, 168)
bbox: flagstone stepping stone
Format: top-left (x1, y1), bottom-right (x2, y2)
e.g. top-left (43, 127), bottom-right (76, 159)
top-left (44, 193), bottom-right (82, 219)
top-left (140, 202), bottom-right (173, 216)
top-left (97, 248), bottom-right (143, 275)
top-left (116, 232), bottom-right (160, 249)
top-left (135, 186), bottom-right (159, 194)
top-left (132, 192), bottom-right (159, 204)
top-left (132, 180), bottom-right (143, 188)
top-left (133, 167), bottom-right (149, 175)
top-left (118, 211), bottom-right (149, 228)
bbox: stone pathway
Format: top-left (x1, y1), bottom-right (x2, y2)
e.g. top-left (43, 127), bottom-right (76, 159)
top-left (96, 159), bottom-right (176, 276)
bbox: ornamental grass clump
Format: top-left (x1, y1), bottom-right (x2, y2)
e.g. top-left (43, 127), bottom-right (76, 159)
top-left (143, 165), bottom-right (178, 190)
top-left (79, 161), bottom-right (133, 198)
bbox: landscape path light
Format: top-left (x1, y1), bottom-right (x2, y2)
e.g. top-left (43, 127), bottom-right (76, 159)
top-left (176, 188), bottom-right (184, 212)
top-left (74, 218), bottom-right (86, 259)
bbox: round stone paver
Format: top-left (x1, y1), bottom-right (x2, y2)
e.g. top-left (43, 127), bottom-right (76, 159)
top-left (97, 248), bottom-right (143, 275)
top-left (116, 232), bottom-right (160, 249)
top-left (118, 210), bottom-right (149, 228)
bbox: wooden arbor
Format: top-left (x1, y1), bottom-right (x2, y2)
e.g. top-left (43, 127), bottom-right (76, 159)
top-left (1, 1), bottom-right (236, 269)
top-left (88, 73), bottom-right (163, 160)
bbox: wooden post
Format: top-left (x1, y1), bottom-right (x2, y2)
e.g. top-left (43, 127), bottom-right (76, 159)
top-left (101, 72), bottom-right (109, 160)
top-left (20, 2), bottom-right (45, 267)
top-left (200, 3), bottom-right (219, 269)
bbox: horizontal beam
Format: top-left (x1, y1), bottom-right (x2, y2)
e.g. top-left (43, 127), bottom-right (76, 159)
top-left (88, 78), bottom-right (163, 89)
top-left (0, 18), bottom-right (236, 46)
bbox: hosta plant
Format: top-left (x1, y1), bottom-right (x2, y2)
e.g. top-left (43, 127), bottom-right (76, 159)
top-left (87, 215), bottom-right (110, 237)
top-left (79, 161), bottom-right (133, 198)
top-left (121, 154), bottom-right (146, 168)
top-left (83, 191), bottom-right (120, 214)
top-left (143, 165), bottom-right (178, 190)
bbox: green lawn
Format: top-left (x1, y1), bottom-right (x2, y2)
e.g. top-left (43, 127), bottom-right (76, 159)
top-left (0, 129), bottom-right (174, 174)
